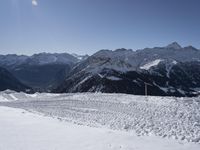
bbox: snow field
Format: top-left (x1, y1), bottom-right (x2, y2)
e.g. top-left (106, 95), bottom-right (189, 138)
top-left (0, 106), bottom-right (199, 150)
top-left (1, 92), bottom-right (200, 143)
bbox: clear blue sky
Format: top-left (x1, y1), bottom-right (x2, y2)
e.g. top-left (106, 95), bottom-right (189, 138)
top-left (0, 0), bottom-right (200, 55)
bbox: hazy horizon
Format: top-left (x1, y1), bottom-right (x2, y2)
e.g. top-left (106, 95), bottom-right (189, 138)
top-left (0, 41), bottom-right (199, 56)
top-left (1, 0), bottom-right (200, 55)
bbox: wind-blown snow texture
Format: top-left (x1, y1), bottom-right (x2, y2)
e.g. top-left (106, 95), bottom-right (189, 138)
top-left (1, 106), bottom-right (199, 150)
top-left (0, 91), bottom-right (200, 143)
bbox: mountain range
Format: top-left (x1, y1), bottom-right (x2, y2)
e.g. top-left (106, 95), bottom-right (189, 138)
top-left (0, 53), bottom-right (88, 91)
top-left (0, 42), bottom-right (200, 97)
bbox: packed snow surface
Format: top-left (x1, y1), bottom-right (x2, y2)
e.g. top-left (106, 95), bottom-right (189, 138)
top-left (0, 91), bottom-right (200, 149)
top-left (1, 106), bottom-right (199, 150)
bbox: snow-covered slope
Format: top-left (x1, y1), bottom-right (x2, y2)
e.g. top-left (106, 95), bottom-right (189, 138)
top-left (1, 106), bottom-right (199, 150)
top-left (71, 53), bottom-right (89, 61)
top-left (1, 92), bottom-right (200, 143)
top-left (140, 59), bottom-right (163, 70)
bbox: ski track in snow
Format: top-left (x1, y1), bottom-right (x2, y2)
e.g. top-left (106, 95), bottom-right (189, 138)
top-left (0, 92), bottom-right (200, 144)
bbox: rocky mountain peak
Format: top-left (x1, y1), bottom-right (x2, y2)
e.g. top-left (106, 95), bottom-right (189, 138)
top-left (166, 42), bottom-right (182, 49)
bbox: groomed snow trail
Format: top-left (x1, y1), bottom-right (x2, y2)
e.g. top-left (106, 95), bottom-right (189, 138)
top-left (0, 92), bottom-right (200, 143)
top-left (0, 106), bottom-right (199, 150)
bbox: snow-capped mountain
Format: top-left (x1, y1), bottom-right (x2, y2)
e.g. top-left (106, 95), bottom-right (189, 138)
top-left (165, 42), bottom-right (182, 49)
top-left (67, 43), bottom-right (200, 74)
top-left (0, 54), bottom-right (28, 68)
top-left (26, 53), bottom-right (79, 66)
top-left (1, 43), bottom-right (200, 96)
top-left (0, 53), bottom-right (88, 91)
top-left (0, 67), bottom-right (31, 92)
top-left (0, 53), bottom-right (81, 67)
top-left (54, 42), bottom-right (200, 96)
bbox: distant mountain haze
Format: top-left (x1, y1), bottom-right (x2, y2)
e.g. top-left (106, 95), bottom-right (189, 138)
top-left (0, 67), bottom-right (31, 92)
top-left (0, 53), bottom-right (88, 91)
top-left (0, 42), bottom-right (200, 96)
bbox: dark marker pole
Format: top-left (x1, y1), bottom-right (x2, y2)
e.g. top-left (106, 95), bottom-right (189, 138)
top-left (145, 83), bottom-right (148, 96)
top-left (144, 82), bottom-right (152, 96)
